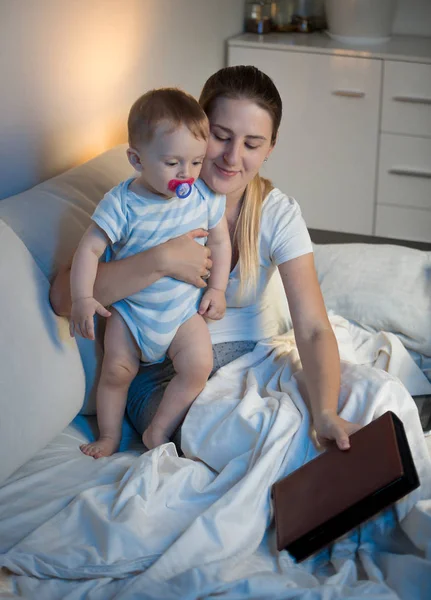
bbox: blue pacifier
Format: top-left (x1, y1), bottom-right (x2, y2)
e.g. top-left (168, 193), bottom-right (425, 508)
top-left (168, 178), bottom-right (194, 199)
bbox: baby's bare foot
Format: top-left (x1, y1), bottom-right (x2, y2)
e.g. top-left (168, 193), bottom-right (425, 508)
top-left (142, 425), bottom-right (170, 450)
top-left (80, 436), bottom-right (119, 459)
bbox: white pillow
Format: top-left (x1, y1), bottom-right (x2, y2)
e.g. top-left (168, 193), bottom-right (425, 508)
top-left (313, 243), bottom-right (431, 356)
top-left (0, 144), bottom-right (131, 281)
top-left (0, 144), bottom-right (133, 414)
top-left (0, 220), bottom-right (85, 485)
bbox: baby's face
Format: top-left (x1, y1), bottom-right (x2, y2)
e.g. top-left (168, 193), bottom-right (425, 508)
top-left (136, 123), bottom-right (208, 199)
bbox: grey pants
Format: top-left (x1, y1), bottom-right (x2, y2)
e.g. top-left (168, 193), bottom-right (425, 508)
top-left (126, 341), bottom-right (256, 441)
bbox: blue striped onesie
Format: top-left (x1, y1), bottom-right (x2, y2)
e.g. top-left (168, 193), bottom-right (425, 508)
top-left (92, 178), bottom-right (226, 364)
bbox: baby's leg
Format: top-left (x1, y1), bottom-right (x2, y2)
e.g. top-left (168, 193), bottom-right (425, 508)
top-left (81, 310), bottom-right (140, 458)
top-left (142, 313), bottom-right (213, 450)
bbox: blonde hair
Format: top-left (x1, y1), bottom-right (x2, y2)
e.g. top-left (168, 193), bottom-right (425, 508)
top-left (199, 66), bottom-right (282, 293)
top-left (234, 175), bottom-right (273, 293)
top-left (128, 88), bottom-right (209, 148)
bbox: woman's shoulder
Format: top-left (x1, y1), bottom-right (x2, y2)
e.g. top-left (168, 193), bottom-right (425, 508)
top-left (261, 187), bottom-right (312, 260)
top-left (262, 187), bottom-right (303, 219)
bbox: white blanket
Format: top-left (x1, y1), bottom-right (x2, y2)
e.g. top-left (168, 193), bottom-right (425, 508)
top-left (1, 316), bottom-right (431, 599)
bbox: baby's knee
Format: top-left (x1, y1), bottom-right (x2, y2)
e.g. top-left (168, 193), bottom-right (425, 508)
top-left (182, 352), bottom-right (213, 386)
top-left (102, 357), bottom-right (139, 387)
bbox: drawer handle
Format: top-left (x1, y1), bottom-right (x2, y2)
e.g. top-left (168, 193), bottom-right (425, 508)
top-left (332, 90), bottom-right (365, 98)
top-left (389, 167), bottom-right (431, 179)
top-left (392, 95), bottom-right (431, 105)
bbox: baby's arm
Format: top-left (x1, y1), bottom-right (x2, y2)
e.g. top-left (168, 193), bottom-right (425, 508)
top-left (198, 215), bottom-right (231, 320)
top-left (70, 224), bottom-right (112, 339)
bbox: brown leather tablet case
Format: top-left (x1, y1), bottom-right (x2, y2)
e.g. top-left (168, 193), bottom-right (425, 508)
top-left (272, 411), bottom-right (420, 562)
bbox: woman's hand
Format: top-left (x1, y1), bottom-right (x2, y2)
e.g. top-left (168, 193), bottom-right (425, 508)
top-left (161, 228), bottom-right (213, 288)
top-left (313, 411), bottom-right (362, 451)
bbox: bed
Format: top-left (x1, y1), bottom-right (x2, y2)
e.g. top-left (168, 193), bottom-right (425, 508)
top-left (0, 145), bottom-right (430, 600)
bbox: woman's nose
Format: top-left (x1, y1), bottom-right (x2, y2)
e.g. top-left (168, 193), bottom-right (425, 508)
top-left (223, 143), bottom-right (241, 166)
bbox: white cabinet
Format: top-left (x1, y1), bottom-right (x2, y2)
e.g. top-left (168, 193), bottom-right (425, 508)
top-left (228, 46), bottom-right (381, 234)
top-left (227, 33), bottom-right (431, 242)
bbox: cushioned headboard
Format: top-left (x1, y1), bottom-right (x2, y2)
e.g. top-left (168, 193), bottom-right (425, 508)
top-left (308, 228), bottom-right (431, 252)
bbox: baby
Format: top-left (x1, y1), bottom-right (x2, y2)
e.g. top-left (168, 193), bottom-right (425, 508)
top-left (70, 88), bottom-right (231, 458)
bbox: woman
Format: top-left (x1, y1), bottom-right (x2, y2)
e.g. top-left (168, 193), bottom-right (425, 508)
top-left (50, 65), bottom-right (360, 450)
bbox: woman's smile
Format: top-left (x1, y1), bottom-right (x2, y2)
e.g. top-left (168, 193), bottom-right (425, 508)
top-left (215, 164), bottom-right (240, 177)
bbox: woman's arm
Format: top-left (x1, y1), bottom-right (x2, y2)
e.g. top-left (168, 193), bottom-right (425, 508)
top-left (198, 216), bottom-right (231, 320)
top-left (278, 253), bottom-right (361, 450)
top-left (204, 216), bottom-right (231, 292)
top-left (50, 228), bottom-right (213, 317)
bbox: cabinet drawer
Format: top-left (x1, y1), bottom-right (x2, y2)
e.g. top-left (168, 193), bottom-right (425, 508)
top-left (382, 61), bottom-right (431, 137)
top-left (375, 205), bottom-right (431, 243)
top-left (377, 134), bottom-right (431, 210)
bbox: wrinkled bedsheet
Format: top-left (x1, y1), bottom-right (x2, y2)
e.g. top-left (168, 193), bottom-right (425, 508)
top-left (1, 315), bottom-right (431, 599)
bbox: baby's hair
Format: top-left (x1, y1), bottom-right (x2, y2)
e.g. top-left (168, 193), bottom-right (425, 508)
top-left (128, 88), bottom-right (209, 148)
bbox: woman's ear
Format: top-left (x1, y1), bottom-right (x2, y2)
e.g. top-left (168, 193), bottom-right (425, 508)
top-left (127, 147), bottom-right (143, 172)
top-left (262, 139), bottom-right (277, 164)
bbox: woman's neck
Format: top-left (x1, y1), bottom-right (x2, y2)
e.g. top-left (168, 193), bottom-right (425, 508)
top-left (226, 187), bottom-right (246, 214)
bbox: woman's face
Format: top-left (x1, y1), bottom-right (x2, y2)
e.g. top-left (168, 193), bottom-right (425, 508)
top-left (200, 97), bottom-right (275, 203)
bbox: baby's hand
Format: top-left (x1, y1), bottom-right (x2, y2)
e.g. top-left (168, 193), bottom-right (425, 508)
top-left (70, 297), bottom-right (111, 340)
top-left (198, 287), bottom-right (226, 320)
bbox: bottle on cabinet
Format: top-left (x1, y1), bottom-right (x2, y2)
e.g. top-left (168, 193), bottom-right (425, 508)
top-left (272, 0), bottom-right (326, 33)
top-left (244, 1), bottom-right (274, 34)
top-left (244, 1), bottom-right (327, 35)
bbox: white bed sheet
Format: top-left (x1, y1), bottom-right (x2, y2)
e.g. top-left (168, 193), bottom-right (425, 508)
top-left (1, 315), bottom-right (431, 600)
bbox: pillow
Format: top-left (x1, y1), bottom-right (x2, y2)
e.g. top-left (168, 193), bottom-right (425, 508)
top-left (0, 219), bottom-right (85, 485)
top-left (0, 144), bottom-right (131, 281)
top-left (313, 243), bottom-right (431, 356)
top-left (0, 144), bottom-right (133, 414)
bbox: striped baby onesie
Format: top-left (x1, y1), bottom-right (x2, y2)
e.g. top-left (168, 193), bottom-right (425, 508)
top-left (92, 177), bottom-right (226, 363)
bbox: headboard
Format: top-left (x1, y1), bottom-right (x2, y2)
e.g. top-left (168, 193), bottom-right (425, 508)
top-left (308, 229), bottom-right (431, 252)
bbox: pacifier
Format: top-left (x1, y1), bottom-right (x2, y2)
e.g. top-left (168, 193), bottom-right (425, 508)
top-left (168, 178), bottom-right (195, 199)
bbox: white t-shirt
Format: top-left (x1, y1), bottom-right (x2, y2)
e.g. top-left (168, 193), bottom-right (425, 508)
top-left (207, 187), bottom-right (313, 345)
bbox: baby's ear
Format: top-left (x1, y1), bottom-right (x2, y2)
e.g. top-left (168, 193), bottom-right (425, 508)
top-left (127, 147), bottom-right (142, 172)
